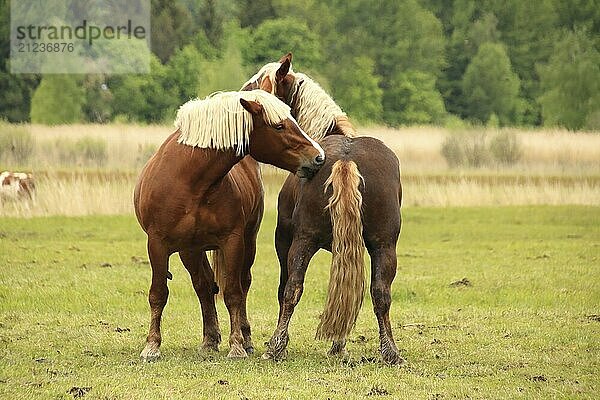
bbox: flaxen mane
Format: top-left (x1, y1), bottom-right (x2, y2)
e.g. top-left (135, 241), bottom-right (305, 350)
top-left (243, 63), bottom-right (355, 140)
top-left (175, 90), bottom-right (291, 155)
top-left (292, 73), bottom-right (352, 140)
top-left (242, 62), bottom-right (283, 91)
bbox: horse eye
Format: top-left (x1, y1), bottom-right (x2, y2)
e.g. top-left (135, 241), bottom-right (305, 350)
top-left (275, 124), bottom-right (285, 131)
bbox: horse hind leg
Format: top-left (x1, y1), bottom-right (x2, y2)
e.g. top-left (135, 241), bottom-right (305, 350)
top-left (220, 235), bottom-right (249, 358)
top-left (238, 234), bottom-right (258, 354)
top-left (140, 238), bottom-right (170, 362)
top-left (369, 245), bottom-right (405, 365)
top-left (263, 238), bottom-right (318, 361)
top-left (328, 339), bottom-right (349, 358)
top-left (179, 249), bottom-right (221, 352)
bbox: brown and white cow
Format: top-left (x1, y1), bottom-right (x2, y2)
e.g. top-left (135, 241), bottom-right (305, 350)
top-left (0, 171), bottom-right (36, 201)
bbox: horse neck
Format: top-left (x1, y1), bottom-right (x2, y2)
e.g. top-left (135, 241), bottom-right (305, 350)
top-left (329, 115), bottom-right (358, 137)
top-left (192, 149), bottom-right (243, 188)
top-left (169, 134), bottom-right (244, 189)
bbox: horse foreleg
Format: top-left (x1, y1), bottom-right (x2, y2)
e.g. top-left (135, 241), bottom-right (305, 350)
top-left (140, 238), bottom-right (170, 362)
top-left (275, 222), bottom-right (292, 324)
top-left (180, 249), bottom-right (221, 352)
top-left (263, 238), bottom-right (317, 361)
top-left (221, 235), bottom-right (248, 358)
top-left (240, 236), bottom-right (256, 354)
top-left (369, 245), bottom-right (404, 365)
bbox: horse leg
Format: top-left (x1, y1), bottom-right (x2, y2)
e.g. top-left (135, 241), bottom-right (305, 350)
top-left (328, 339), bottom-right (348, 357)
top-left (369, 245), bottom-right (404, 365)
top-left (274, 222), bottom-right (292, 324)
top-left (140, 238), bottom-right (170, 362)
top-left (221, 235), bottom-right (248, 358)
top-left (239, 236), bottom-right (256, 354)
top-left (263, 238), bottom-right (317, 361)
top-left (179, 249), bottom-right (221, 352)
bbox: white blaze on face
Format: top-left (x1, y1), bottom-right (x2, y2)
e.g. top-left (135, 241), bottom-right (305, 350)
top-left (288, 114), bottom-right (325, 160)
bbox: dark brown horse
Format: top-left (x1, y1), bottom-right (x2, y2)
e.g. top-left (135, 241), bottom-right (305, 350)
top-left (244, 55), bottom-right (404, 364)
top-left (134, 90), bottom-right (324, 361)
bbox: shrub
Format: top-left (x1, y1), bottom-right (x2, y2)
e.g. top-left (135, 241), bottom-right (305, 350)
top-left (52, 136), bottom-right (108, 167)
top-left (75, 137), bottom-right (108, 167)
top-left (463, 132), bottom-right (490, 168)
top-left (53, 137), bottom-right (78, 165)
top-left (0, 122), bottom-right (35, 165)
top-left (136, 143), bottom-right (157, 167)
top-left (441, 131), bottom-right (491, 168)
top-left (441, 130), bottom-right (523, 168)
top-left (440, 135), bottom-right (465, 168)
top-left (489, 131), bottom-right (522, 165)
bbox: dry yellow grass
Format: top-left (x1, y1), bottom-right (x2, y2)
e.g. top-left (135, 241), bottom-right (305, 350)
top-left (28, 123), bottom-right (170, 170)
top-left (21, 124), bottom-right (600, 174)
top-left (2, 171), bottom-right (596, 217)
top-left (361, 126), bottom-right (600, 174)
top-left (1, 124), bottom-right (599, 216)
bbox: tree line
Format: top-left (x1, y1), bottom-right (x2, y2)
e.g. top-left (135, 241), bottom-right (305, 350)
top-left (1, 0), bottom-right (598, 130)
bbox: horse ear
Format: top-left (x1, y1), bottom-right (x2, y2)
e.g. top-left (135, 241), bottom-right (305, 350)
top-left (240, 98), bottom-right (263, 115)
top-left (276, 57), bottom-right (292, 82)
top-left (278, 52), bottom-right (293, 63)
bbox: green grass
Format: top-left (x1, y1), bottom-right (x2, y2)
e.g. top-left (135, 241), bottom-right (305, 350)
top-left (0, 206), bottom-right (599, 399)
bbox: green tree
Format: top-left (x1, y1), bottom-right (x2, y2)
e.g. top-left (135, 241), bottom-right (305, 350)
top-left (333, 0), bottom-right (446, 126)
top-left (331, 56), bottom-right (383, 123)
top-left (553, 0), bottom-right (600, 32)
top-left (462, 43), bottom-right (520, 125)
top-left (538, 28), bottom-right (600, 130)
top-left (496, 0), bottom-right (558, 125)
top-left (151, 0), bottom-right (194, 63)
top-left (30, 75), bottom-right (85, 125)
top-left (82, 75), bottom-right (113, 123)
top-left (0, 0), bottom-right (39, 122)
top-left (197, 22), bottom-right (250, 97)
top-left (242, 17), bottom-right (323, 71)
top-left (166, 44), bottom-right (208, 103)
top-left (110, 55), bottom-right (178, 123)
top-left (238, 0), bottom-right (276, 28)
top-left (384, 70), bottom-right (446, 126)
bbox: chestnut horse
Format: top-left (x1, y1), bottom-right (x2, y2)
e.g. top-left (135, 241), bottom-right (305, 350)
top-left (134, 90), bottom-right (324, 361)
top-left (243, 55), bottom-right (404, 364)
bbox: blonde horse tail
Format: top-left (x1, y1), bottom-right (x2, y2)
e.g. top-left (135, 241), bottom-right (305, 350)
top-left (210, 250), bottom-right (226, 299)
top-left (316, 160), bottom-right (365, 341)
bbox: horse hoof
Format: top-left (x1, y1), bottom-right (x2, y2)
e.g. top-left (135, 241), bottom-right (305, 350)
top-left (382, 352), bottom-right (405, 366)
top-left (261, 348), bottom-right (287, 361)
top-left (140, 345), bottom-right (160, 362)
top-left (227, 345), bottom-right (248, 358)
top-left (327, 347), bottom-right (349, 359)
top-left (245, 346), bottom-right (255, 355)
top-left (201, 343), bottom-right (219, 353)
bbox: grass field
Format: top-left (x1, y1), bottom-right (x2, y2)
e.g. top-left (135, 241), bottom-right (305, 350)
top-left (1, 206), bottom-right (599, 399)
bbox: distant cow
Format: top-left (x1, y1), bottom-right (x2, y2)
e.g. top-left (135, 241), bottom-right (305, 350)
top-left (0, 171), bottom-right (36, 201)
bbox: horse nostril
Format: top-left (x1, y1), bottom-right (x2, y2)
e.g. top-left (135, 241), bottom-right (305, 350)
top-left (315, 154), bottom-right (324, 165)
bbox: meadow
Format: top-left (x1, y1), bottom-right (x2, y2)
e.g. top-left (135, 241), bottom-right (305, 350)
top-left (1, 206), bottom-right (599, 399)
top-left (0, 124), bottom-right (599, 399)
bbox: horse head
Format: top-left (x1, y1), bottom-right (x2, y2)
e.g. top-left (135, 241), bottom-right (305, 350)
top-left (239, 96), bottom-right (324, 178)
top-left (243, 53), bottom-right (356, 140)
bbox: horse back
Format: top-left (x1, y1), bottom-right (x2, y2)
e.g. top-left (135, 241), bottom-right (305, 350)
top-left (283, 135), bottom-right (401, 248)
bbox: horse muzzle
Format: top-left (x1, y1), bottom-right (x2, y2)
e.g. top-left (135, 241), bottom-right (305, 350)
top-left (296, 154), bottom-right (324, 179)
